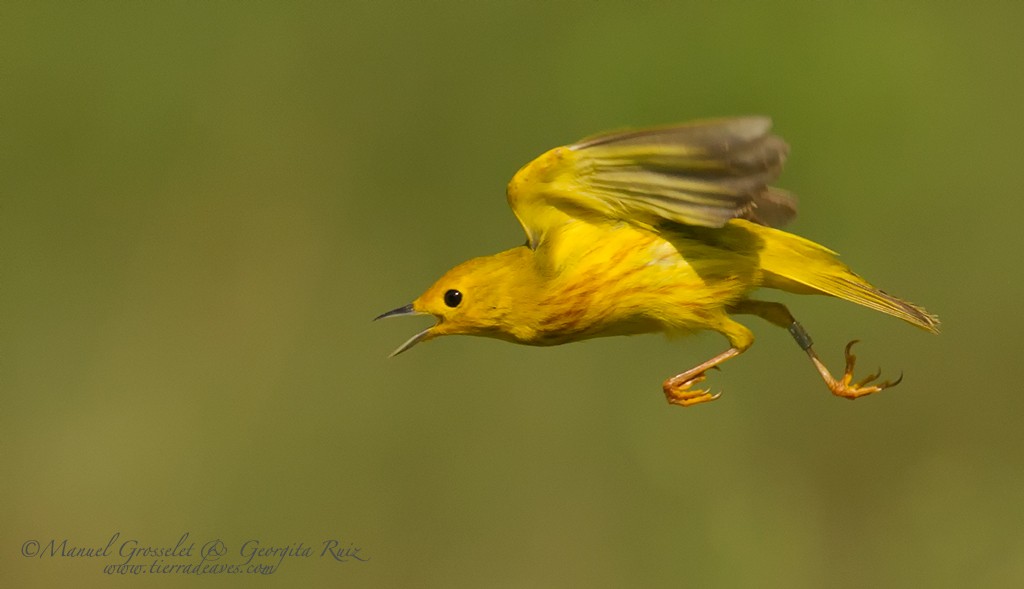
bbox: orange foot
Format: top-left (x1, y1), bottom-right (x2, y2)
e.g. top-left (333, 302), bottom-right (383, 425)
top-left (827, 340), bottom-right (903, 400)
top-left (662, 372), bottom-right (721, 407)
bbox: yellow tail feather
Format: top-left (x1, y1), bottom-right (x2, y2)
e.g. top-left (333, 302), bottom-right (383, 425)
top-left (740, 220), bottom-right (940, 333)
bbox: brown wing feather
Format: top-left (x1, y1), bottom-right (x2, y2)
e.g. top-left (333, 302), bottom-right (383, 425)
top-left (507, 117), bottom-right (797, 249)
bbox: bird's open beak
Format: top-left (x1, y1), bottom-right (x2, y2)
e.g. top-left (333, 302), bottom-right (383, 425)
top-left (374, 303), bottom-right (434, 357)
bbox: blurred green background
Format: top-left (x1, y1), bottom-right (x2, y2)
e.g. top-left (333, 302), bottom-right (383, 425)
top-left (4, 2), bottom-right (1023, 587)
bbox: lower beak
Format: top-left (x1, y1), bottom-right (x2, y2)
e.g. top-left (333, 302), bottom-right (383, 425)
top-left (387, 327), bottom-right (433, 357)
top-left (375, 303), bottom-right (434, 357)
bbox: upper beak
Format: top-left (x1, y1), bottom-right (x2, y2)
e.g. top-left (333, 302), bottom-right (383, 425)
top-left (375, 303), bottom-right (434, 357)
top-left (374, 303), bottom-right (420, 321)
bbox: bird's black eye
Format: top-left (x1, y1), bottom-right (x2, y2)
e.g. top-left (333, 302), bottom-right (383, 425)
top-left (443, 289), bottom-right (463, 308)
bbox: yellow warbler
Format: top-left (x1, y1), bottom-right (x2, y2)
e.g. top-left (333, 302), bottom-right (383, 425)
top-left (377, 117), bottom-right (938, 406)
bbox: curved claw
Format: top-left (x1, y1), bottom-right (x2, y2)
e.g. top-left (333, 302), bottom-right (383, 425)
top-left (828, 341), bottom-right (903, 400)
top-left (662, 372), bottom-right (721, 407)
top-left (844, 340), bottom-right (861, 374)
top-left (878, 372), bottom-right (904, 389)
top-left (661, 347), bottom-right (742, 408)
top-left (853, 367), bottom-right (882, 388)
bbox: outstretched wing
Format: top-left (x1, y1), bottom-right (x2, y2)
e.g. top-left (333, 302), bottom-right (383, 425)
top-left (506, 116), bottom-right (797, 249)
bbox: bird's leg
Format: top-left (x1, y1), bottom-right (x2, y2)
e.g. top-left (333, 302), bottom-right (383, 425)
top-left (662, 347), bottom-right (742, 407)
top-left (799, 336), bottom-right (903, 399)
top-left (662, 319), bottom-right (753, 407)
top-left (729, 300), bottom-right (902, 400)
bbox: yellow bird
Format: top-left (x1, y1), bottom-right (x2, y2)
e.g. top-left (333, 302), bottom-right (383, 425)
top-left (377, 117), bottom-right (938, 406)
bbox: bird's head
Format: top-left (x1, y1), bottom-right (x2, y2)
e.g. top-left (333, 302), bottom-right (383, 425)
top-left (375, 249), bottom-right (531, 356)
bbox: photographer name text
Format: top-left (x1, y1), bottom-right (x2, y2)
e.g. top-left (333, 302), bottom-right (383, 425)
top-left (20, 532), bottom-right (368, 576)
